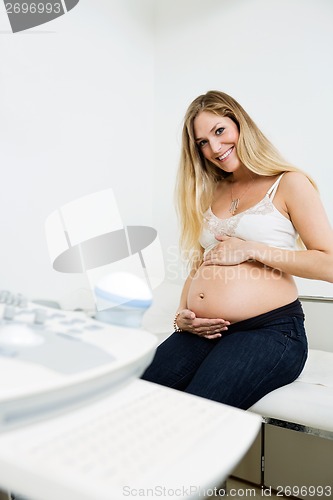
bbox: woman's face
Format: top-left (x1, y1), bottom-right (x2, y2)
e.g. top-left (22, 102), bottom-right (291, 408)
top-left (193, 111), bottom-right (242, 173)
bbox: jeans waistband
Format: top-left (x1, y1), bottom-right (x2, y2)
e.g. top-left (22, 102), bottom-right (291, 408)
top-left (228, 299), bottom-right (304, 333)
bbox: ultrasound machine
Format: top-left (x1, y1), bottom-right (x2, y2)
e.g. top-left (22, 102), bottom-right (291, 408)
top-left (0, 290), bottom-right (261, 500)
top-left (0, 190), bottom-right (261, 499)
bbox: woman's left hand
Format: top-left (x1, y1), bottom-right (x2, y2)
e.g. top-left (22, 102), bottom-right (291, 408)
top-left (203, 235), bottom-right (253, 266)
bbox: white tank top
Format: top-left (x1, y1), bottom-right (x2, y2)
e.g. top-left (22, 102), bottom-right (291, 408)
top-left (199, 174), bottom-right (298, 256)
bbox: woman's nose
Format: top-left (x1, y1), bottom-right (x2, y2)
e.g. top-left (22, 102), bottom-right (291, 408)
top-left (210, 137), bottom-right (223, 154)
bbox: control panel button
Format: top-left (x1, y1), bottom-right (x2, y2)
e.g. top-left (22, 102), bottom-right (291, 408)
top-left (34, 309), bottom-right (47, 325)
top-left (3, 305), bottom-right (15, 321)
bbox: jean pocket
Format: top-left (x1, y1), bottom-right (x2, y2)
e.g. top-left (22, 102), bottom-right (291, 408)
top-left (267, 318), bottom-right (294, 334)
top-left (269, 317), bottom-right (305, 339)
top-left (291, 316), bottom-right (307, 340)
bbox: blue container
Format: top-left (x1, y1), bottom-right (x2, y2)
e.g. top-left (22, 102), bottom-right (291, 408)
top-left (94, 272), bottom-right (153, 328)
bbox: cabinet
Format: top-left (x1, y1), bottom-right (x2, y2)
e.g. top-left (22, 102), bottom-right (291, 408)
top-left (232, 424), bottom-right (333, 499)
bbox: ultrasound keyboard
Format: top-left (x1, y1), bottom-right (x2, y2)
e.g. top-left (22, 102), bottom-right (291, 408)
top-left (0, 379), bottom-right (261, 500)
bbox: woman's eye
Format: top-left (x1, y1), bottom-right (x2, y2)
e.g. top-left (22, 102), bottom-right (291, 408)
top-left (216, 127), bottom-right (225, 136)
top-left (198, 140), bottom-right (207, 148)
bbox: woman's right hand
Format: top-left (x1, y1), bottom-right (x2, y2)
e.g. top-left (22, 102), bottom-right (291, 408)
top-left (175, 309), bottom-right (230, 340)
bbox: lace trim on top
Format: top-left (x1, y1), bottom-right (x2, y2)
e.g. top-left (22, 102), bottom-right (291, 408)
top-left (204, 194), bottom-right (276, 237)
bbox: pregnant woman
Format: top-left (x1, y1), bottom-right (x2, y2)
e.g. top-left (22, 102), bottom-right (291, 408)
top-left (141, 90), bottom-right (333, 409)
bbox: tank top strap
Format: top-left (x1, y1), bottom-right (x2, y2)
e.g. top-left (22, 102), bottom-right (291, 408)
top-left (267, 173), bottom-right (285, 200)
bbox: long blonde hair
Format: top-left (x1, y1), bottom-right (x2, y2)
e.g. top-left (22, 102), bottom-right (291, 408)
top-left (175, 90), bottom-right (315, 267)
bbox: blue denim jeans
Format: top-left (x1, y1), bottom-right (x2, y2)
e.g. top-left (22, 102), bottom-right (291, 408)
top-left (141, 308), bottom-right (308, 410)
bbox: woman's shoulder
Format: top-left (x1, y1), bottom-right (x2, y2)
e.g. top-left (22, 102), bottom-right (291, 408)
top-left (277, 171), bottom-right (318, 209)
top-left (279, 171), bottom-right (315, 192)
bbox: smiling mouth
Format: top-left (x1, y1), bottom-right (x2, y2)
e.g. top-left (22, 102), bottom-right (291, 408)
top-left (217, 147), bottom-right (234, 162)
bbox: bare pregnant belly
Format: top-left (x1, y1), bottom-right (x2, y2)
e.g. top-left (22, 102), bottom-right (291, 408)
top-left (187, 262), bottom-right (298, 323)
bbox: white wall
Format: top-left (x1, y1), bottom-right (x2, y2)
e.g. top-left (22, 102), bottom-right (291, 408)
top-left (153, 0), bottom-right (333, 297)
top-left (0, 0), bottom-right (154, 305)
